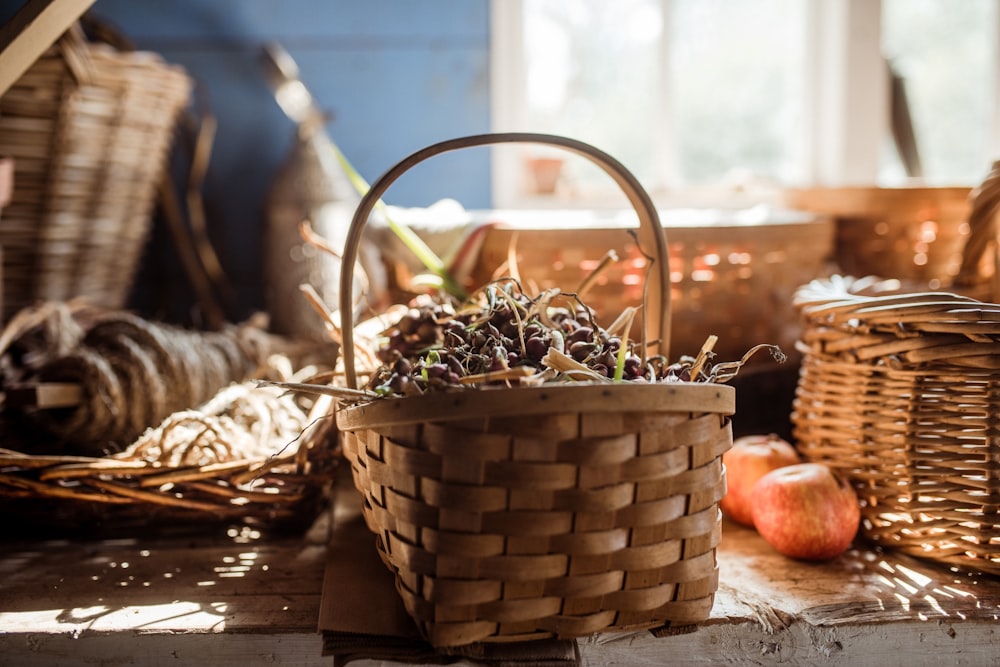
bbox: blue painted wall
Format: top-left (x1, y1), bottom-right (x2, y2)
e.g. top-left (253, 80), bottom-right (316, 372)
top-left (2, 1), bottom-right (492, 323)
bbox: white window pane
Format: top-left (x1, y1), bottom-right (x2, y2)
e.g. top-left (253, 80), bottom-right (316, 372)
top-left (670, 0), bottom-right (805, 186)
top-left (522, 0), bottom-right (664, 193)
top-left (882, 0), bottom-right (997, 184)
top-left (508, 0), bottom-right (998, 204)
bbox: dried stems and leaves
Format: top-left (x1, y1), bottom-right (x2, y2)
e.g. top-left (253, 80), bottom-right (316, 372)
top-left (351, 278), bottom-right (784, 400)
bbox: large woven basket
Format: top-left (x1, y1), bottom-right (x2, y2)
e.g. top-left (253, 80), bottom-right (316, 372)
top-left (791, 275), bottom-right (1000, 575)
top-left (336, 133), bottom-right (735, 647)
top-left (470, 208), bottom-right (833, 364)
top-left (0, 24), bottom-right (192, 322)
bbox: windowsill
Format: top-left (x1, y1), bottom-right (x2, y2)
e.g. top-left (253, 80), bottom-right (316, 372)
top-left (498, 181), bottom-right (978, 213)
top-left (497, 183), bottom-right (787, 211)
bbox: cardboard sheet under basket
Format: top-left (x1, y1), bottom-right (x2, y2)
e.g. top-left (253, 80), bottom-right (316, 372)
top-left (319, 478), bottom-right (579, 666)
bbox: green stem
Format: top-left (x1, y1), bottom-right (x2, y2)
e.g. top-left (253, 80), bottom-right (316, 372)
top-left (613, 336), bottom-right (628, 382)
top-left (612, 308), bottom-right (637, 382)
top-left (331, 143), bottom-right (467, 300)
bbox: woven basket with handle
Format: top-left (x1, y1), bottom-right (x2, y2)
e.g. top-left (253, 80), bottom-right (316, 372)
top-left (336, 133), bottom-right (735, 647)
top-left (0, 24), bottom-right (191, 323)
top-left (791, 274), bottom-right (1000, 575)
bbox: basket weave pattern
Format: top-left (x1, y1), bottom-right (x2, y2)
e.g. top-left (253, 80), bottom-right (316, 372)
top-left (0, 25), bottom-right (191, 321)
top-left (336, 133), bottom-right (735, 646)
top-left (791, 277), bottom-right (1000, 575)
top-left (341, 386), bottom-right (730, 645)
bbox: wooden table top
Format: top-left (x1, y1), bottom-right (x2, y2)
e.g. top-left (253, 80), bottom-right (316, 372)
top-left (2, 479), bottom-right (999, 667)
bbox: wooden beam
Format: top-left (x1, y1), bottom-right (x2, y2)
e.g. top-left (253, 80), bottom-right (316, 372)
top-left (1, 382), bottom-right (83, 409)
top-left (0, 0), bottom-right (97, 97)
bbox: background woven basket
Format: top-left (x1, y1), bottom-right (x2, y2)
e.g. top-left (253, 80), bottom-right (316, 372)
top-left (471, 208), bottom-right (833, 364)
top-left (791, 275), bottom-right (1000, 575)
top-left (336, 133), bottom-right (735, 647)
top-left (0, 24), bottom-right (192, 323)
top-left (781, 186), bottom-right (975, 289)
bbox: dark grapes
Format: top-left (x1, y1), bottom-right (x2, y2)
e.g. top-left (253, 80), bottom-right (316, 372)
top-left (364, 281), bottom-right (701, 396)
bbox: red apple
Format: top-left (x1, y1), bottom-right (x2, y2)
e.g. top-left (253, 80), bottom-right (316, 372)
top-left (721, 433), bottom-right (800, 526)
top-left (751, 463), bottom-right (861, 561)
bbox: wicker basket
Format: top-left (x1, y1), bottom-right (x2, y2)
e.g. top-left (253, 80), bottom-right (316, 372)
top-left (336, 133), bottom-right (735, 647)
top-left (470, 208), bottom-right (833, 364)
top-left (954, 159), bottom-right (1000, 302)
top-left (791, 275), bottom-right (1000, 575)
top-left (0, 24), bottom-right (192, 323)
top-left (0, 304), bottom-right (340, 537)
top-left (781, 186), bottom-right (975, 288)
top-left (0, 378), bottom-right (338, 537)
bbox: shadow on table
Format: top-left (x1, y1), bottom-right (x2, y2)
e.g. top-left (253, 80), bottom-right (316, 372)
top-left (0, 510), bottom-right (330, 633)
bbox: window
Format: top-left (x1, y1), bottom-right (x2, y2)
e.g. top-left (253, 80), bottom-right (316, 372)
top-left (490, 0), bottom-right (1000, 208)
top-left (881, 0), bottom-right (999, 184)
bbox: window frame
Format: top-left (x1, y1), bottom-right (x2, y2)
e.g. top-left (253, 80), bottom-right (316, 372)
top-left (489, 0), bottom-right (999, 209)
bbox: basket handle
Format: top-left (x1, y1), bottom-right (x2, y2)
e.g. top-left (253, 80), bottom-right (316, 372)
top-left (955, 159), bottom-right (1000, 299)
top-left (338, 132), bottom-right (671, 390)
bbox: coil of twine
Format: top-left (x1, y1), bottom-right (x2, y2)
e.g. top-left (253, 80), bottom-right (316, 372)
top-left (1, 303), bottom-right (289, 455)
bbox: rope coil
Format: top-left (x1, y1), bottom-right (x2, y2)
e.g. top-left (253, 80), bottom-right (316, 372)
top-left (2, 303), bottom-right (279, 455)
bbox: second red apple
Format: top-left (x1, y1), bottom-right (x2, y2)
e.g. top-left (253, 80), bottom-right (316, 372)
top-left (721, 433), bottom-right (800, 526)
top-left (750, 462), bottom-right (861, 561)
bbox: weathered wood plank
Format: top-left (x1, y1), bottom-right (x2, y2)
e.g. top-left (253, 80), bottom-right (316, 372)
top-left (0, 633), bottom-right (326, 667)
top-left (0, 517), bottom-right (329, 636)
top-left (3, 479), bottom-right (1000, 665)
top-left (715, 521), bottom-right (1000, 628)
top-left (579, 618), bottom-right (999, 667)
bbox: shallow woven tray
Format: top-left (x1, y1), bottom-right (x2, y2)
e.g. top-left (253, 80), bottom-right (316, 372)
top-left (335, 133), bottom-right (736, 647)
top-left (0, 305), bottom-right (340, 536)
top-left (0, 383), bottom-right (338, 537)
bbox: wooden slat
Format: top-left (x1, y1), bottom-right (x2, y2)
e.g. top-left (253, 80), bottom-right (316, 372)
top-left (0, 0), bottom-right (96, 97)
top-left (338, 382), bottom-right (736, 431)
top-left (2, 382), bottom-right (82, 408)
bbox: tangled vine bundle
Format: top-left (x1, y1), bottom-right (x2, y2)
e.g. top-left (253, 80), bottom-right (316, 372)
top-left (120, 381), bottom-right (311, 469)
